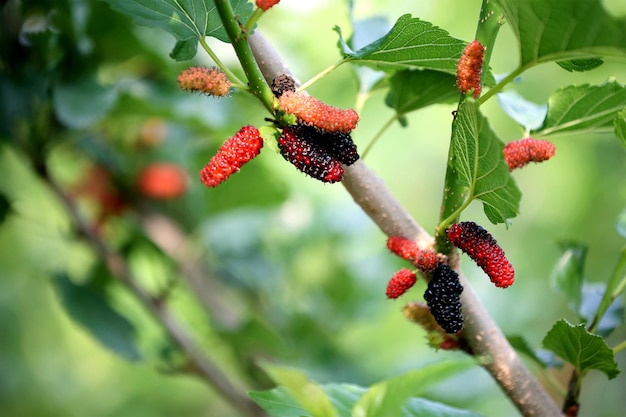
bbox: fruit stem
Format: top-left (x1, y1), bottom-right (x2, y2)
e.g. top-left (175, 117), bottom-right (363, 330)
top-left (198, 37), bottom-right (246, 88)
top-left (298, 59), bottom-right (347, 92)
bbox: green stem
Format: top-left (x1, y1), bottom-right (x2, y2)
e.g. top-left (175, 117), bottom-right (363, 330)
top-left (243, 8), bottom-right (264, 33)
top-left (613, 339), bottom-right (626, 355)
top-left (478, 65), bottom-right (525, 105)
top-left (588, 247), bottom-right (626, 334)
top-left (298, 60), bottom-right (347, 92)
top-left (213, 0), bottom-right (275, 113)
top-left (361, 113), bottom-right (399, 159)
top-left (198, 37), bottom-right (246, 88)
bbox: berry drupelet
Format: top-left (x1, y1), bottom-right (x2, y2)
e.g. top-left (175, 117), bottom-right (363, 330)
top-left (424, 264), bottom-right (464, 334)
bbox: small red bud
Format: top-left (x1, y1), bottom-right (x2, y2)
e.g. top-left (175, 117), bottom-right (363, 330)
top-left (178, 66), bottom-right (231, 97)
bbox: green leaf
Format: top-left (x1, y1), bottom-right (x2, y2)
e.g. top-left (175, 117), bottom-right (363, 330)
top-left (579, 283), bottom-right (624, 337)
top-left (259, 363), bottom-right (338, 417)
top-left (556, 57), bottom-right (604, 72)
top-left (550, 242), bottom-right (587, 312)
top-left (102, 0), bottom-right (253, 57)
top-left (337, 14), bottom-right (468, 74)
top-left (250, 382), bottom-right (484, 417)
top-left (385, 70), bottom-right (458, 116)
top-left (352, 359), bottom-right (475, 417)
top-left (52, 272), bottom-right (142, 362)
top-left (348, 16), bottom-right (391, 94)
top-left (496, 91), bottom-right (547, 130)
top-left (451, 100), bottom-right (521, 224)
top-left (53, 75), bottom-right (118, 129)
top-left (542, 319), bottom-right (620, 380)
top-left (507, 335), bottom-right (563, 369)
top-left (533, 81), bottom-right (626, 137)
top-left (495, 0), bottom-right (626, 68)
top-left (615, 109), bottom-right (626, 148)
top-left (170, 39), bottom-right (198, 61)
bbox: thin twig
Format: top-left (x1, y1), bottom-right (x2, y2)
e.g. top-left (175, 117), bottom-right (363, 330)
top-left (249, 30), bottom-right (563, 417)
top-left (39, 165), bottom-right (267, 417)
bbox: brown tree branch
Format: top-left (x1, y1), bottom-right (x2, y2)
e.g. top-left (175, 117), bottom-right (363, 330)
top-left (249, 31), bottom-right (563, 417)
top-left (39, 165), bottom-right (267, 417)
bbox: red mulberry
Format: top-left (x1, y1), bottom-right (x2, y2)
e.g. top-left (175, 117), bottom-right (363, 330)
top-left (290, 124), bottom-right (359, 166)
top-left (277, 126), bottom-right (344, 183)
top-left (278, 91), bottom-right (359, 133)
top-left (504, 138), bottom-right (556, 171)
top-left (424, 264), bottom-right (464, 334)
top-left (256, 0), bottom-right (280, 11)
top-left (178, 66), bottom-right (230, 97)
top-left (387, 236), bottom-right (419, 261)
top-left (200, 126), bottom-right (263, 188)
top-left (456, 40), bottom-right (485, 98)
top-left (386, 268), bottom-right (417, 299)
top-left (447, 221), bottom-right (515, 288)
top-left (413, 249), bottom-right (438, 273)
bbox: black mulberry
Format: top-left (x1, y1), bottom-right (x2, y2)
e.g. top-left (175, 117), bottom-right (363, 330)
top-left (424, 264), bottom-right (464, 334)
top-left (291, 124), bottom-right (359, 166)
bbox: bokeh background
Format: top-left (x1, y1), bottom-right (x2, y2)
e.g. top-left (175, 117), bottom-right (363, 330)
top-left (1, 0), bottom-right (625, 416)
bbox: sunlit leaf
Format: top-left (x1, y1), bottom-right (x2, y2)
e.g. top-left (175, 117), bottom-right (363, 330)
top-left (385, 70), bottom-right (458, 117)
top-left (451, 100), bottom-right (521, 224)
top-left (352, 359), bottom-right (475, 417)
top-left (542, 319), bottom-right (620, 379)
top-left (496, 90), bottom-right (547, 130)
top-left (550, 242), bottom-right (586, 312)
top-left (102, 0), bottom-right (253, 57)
top-left (556, 57), bottom-right (604, 72)
top-left (533, 81), bottom-right (626, 137)
top-left (337, 14), bottom-right (467, 74)
top-left (495, 0), bottom-right (626, 68)
top-left (52, 272), bottom-right (142, 362)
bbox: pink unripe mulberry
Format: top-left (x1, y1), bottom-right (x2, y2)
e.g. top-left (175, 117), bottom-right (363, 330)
top-left (256, 0), bottom-right (280, 11)
top-left (456, 40), bottom-right (485, 98)
top-left (178, 66), bottom-right (231, 97)
top-left (386, 268), bottom-right (417, 299)
top-left (200, 126), bottom-right (263, 188)
top-left (504, 138), bottom-right (556, 171)
top-left (278, 91), bottom-right (359, 133)
top-left (447, 221), bottom-right (515, 288)
top-left (277, 126), bottom-right (344, 183)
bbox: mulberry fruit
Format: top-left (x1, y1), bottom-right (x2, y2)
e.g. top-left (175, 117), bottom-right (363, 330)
top-left (447, 221), bottom-right (515, 288)
top-left (456, 40), bottom-right (485, 98)
top-left (424, 264), bottom-right (464, 334)
top-left (137, 163), bottom-right (188, 199)
top-left (178, 66), bottom-right (230, 97)
top-left (504, 138), bottom-right (556, 171)
top-left (200, 126), bottom-right (263, 188)
top-left (256, 0), bottom-right (280, 11)
top-left (387, 236), bottom-right (418, 261)
top-left (413, 249), bottom-right (438, 273)
top-left (278, 91), bottom-right (359, 133)
top-left (277, 126), bottom-right (344, 183)
top-left (290, 124), bottom-right (359, 166)
top-left (271, 73), bottom-right (297, 98)
top-left (386, 268), bottom-right (417, 299)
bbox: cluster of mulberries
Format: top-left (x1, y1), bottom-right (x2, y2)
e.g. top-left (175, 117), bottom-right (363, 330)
top-left (424, 264), bottom-right (464, 334)
top-left (178, 66), bottom-right (231, 97)
top-left (386, 236), bottom-right (438, 272)
top-left (200, 125), bottom-right (264, 188)
top-left (504, 138), bottom-right (556, 171)
top-left (447, 221), bottom-right (515, 288)
top-left (256, 0), bottom-right (280, 11)
top-left (456, 40), bottom-right (485, 98)
top-left (273, 75), bottom-right (360, 183)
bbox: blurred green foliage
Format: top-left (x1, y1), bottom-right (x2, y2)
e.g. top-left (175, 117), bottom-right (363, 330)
top-left (1, 0), bottom-right (625, 416)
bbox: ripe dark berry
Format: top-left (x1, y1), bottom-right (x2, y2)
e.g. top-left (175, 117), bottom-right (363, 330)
top-left (278, 91), bottom-right (359, 133)
top-left (200, 126), bottom-right (263, 188)
top-left (386, 268), bottom-right (417, 299)
top-left (447, 221), bottom-right (515, 288)
top-left (271, 73), bottom-right (297, 98)
top-left (290, 124), bottom-right (359, 166)
top-left (424, 264), bottom-right (464, 334)
top-left (456, 40), bottom-right (485, 98)
top-left (178, 66), bottom-right (230, 96)
top-left (504, 138), bottom-right (556, 171)
top-left (277, 126), bottom-right (344, 183)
